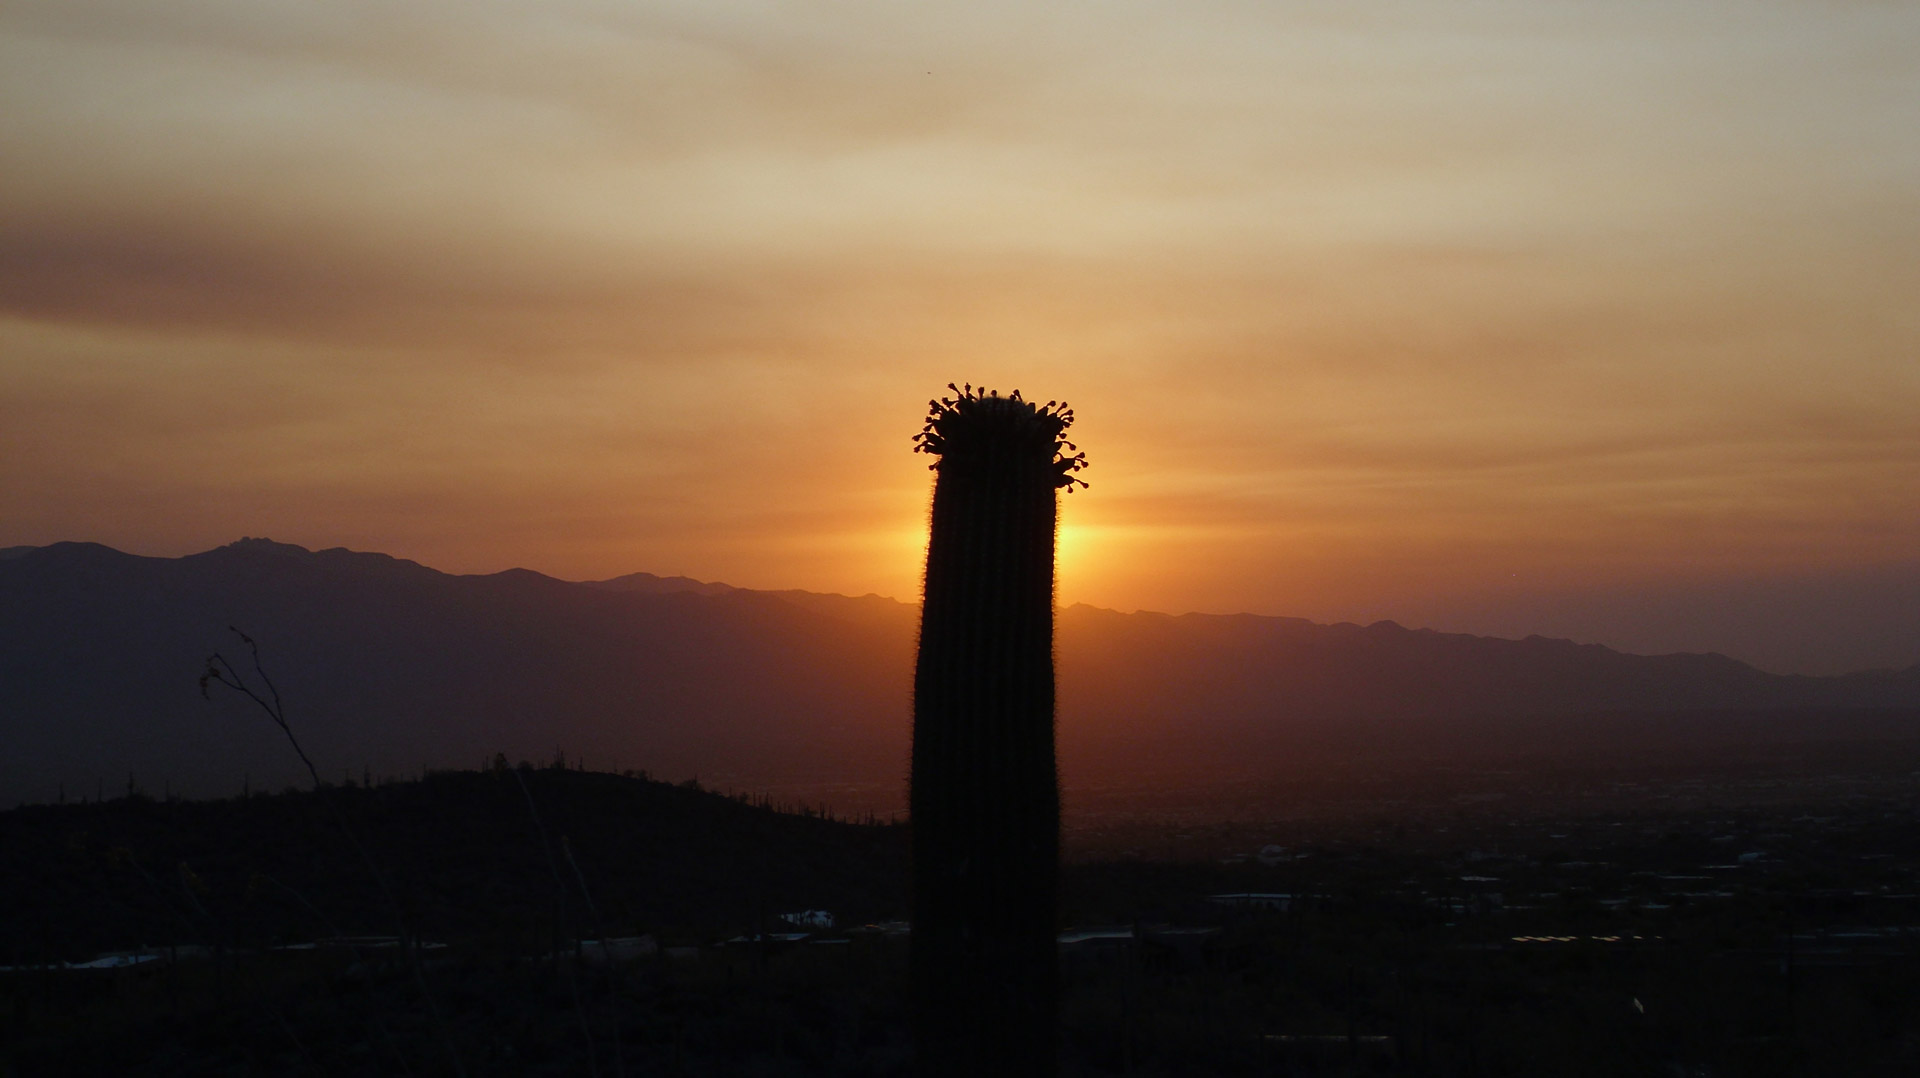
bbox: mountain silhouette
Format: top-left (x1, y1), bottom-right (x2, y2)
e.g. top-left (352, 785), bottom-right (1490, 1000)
top-left (2, 539), bottom-right (1914, 804)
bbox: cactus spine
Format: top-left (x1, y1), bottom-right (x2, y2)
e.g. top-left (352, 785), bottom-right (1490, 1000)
top-left (910, 384), bottom-right (1088, 1076)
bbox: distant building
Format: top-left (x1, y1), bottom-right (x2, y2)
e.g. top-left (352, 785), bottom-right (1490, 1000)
top-left (577, 935), bottom-right (658, 966)
top-left (1209, 892), bottom-right (1295, 911)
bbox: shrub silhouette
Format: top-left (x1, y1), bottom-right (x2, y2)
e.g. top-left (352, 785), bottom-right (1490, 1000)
top-left (909, 384), bottom-right (1087, 1076)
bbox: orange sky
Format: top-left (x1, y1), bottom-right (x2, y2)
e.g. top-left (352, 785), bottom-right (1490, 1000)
top-left (3, 2), bottom-right (1916, 675)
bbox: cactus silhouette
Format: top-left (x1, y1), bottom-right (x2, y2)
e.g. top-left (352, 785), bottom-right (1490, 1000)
top-left (909, 384), bottom-right (1087, 1076)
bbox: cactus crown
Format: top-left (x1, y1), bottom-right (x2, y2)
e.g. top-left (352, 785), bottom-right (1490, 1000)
top-left (912, 383), bottom-right (1090, 492)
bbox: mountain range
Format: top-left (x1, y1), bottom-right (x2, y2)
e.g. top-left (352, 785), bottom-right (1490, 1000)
top-left (2, 538), bottom-right (1916, 806)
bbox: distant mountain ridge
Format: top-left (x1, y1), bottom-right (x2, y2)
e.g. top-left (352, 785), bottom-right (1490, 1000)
top-left (587, 570), bottom-right (738, 597)
top-left (1, 539), bottom-right (1915, 805)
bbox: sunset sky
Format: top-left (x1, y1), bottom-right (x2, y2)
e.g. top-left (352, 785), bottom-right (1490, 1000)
top-left (4, 1), bottom-right (1916, 675)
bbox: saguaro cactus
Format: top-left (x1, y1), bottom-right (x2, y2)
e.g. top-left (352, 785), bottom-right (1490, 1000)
top-left (910, 384), bottom-right (1088, 1076)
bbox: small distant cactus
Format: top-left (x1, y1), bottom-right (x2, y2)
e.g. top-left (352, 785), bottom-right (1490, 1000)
top-left (910, 384), bottom-right (1086, 1076)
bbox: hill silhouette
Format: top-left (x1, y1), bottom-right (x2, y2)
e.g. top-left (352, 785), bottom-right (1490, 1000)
top-left (0, 766), bottom-right (905, 963)
top-left (2, 539), bottom-right (1916, 805)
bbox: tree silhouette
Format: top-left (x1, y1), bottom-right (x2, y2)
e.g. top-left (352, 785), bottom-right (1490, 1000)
top-left (909, 384), bottom-right (1087, 1076)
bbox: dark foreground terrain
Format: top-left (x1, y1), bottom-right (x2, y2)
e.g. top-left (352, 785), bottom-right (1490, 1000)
top-left (7, 752), bottom-right (1920, 1076)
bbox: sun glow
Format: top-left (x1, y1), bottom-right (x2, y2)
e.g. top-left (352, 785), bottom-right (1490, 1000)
top-left (1054, 521), bottom-right (1100, 605)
